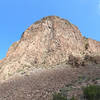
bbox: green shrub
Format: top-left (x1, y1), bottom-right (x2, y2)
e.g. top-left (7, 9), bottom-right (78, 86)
top-left (53, 85), bottom-right (100, 100)
top-left (53, 93), bottom-right (67, 100)
top-left (68, 55), bottom-right (83, 67)
top-left (70, 96), bottom-right (77, 100)
top-left (83, 85), bottom-right (100, 100)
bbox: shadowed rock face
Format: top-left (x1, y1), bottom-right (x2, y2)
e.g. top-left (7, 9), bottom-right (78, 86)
top-left (0, 16), bottom-right (100, 81)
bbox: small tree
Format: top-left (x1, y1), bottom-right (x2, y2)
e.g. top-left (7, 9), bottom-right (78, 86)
top-left (53, 93), bottom-right (67, 100)
top-left (83, 85), bottom-right (100, 100)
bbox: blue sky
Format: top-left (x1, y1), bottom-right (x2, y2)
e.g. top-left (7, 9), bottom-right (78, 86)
top-left (0, 0), bottom-right (100, 60)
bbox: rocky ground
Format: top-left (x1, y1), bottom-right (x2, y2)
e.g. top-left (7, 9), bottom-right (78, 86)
top-left (0, 63), bottom-right (100, 100)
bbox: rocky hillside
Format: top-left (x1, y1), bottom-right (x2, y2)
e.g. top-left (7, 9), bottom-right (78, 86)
top-left (0, 16), bottom-right (100, 100)
top-left (0, 16), bottom-right (100, 81)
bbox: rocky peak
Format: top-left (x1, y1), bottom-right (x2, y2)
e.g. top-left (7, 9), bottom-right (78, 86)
top-left (0, 16), bottom-right (100, 80)
top-left (7, 16), bottom-right (85, 63)
top-left (21, 16), bottom-right (81, 41)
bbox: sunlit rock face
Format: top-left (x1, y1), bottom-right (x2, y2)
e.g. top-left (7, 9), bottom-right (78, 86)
top-left (0, 16), bottom-right (100, 80)
top-left (6, 16), bottom-right (85, 65)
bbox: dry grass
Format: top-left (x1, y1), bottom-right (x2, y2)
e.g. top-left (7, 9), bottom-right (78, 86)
top-left (0, 64), bottom-right (100, 100)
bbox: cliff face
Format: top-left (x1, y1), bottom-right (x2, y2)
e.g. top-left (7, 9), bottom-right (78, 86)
top-left (7, 16), bottom-right (84, 63)
top-left (0, 16), bottom-right (100, 81)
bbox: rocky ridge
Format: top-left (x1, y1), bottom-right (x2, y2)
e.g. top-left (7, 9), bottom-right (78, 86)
top-left (0, 16), bottom-right (100, 81)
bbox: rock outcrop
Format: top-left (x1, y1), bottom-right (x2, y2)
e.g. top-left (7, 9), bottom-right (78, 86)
top-left (0, 16), bottom-right (100, 81)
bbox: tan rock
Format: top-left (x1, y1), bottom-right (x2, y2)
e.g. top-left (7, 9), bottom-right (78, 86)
top-left (0, 16), bottom-right (100, 81)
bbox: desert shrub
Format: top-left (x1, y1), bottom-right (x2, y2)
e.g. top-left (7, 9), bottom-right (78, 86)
top-left (70, 96), bottom-right (77, 100)
top-left (83, 36), bottom-right (89, 50)
top-left (53, 93), bottom-right (67, 100)
top-left (92, 56), bottom-right (100, 64)
top-left (84, 55), bottom-right (100, 64)
top-left (68, 55), bottom-right (84, 67)
top-left (85, 43), bottom-right (89, 50)
top-left (83, 85), bottom-right (100, 100)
